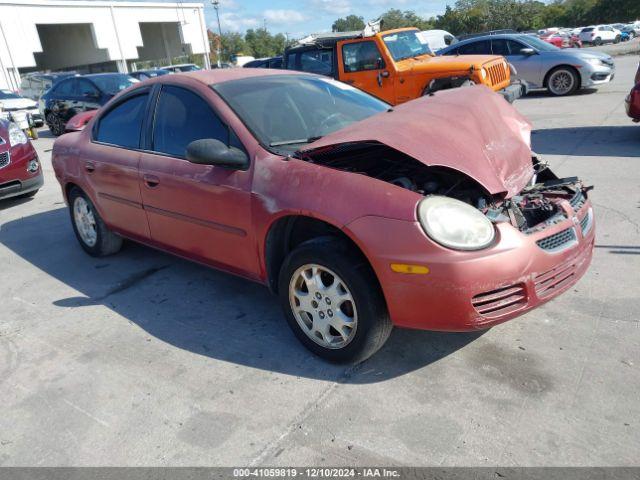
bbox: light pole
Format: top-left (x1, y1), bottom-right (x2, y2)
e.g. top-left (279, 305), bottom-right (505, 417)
top-left (212, 0), bottom-right (223, 67)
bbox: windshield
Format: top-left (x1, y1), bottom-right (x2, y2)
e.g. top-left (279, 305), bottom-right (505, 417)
top-left (0, 90), bottom-right (21, 100)
top-left (519, 35), bottom-right (560, 52)
top-left (213, 75), bottom-right (389, 151)
top-left (383, 30), bottom-right (432, 61)
top-left (89, 75), bottom-right (138, 94)
top-left (179, 65), bottom-right (201, 72)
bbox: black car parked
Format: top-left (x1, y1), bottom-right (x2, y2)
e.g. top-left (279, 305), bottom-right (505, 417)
top-left (243, 56), bottom-right (283, 69)
top-left (41, 73), bottom-right (138, 136)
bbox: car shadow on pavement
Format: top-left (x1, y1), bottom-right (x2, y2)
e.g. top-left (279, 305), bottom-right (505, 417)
top-left (0, 207), bottom-right (484, 383)
top-left (532, 125), bottom-right (640, 157)
top-left (519, 88), bottom-right (599, 100)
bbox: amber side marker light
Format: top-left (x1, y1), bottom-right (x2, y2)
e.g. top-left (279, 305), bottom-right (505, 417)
top-left (390, 264), bottom-right (430, 275)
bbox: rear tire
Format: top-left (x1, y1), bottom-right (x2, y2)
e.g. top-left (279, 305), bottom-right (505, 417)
top-left (278, 237), bottom-right (392, 364)
top-left (68, 187), bottom-right (123, 257)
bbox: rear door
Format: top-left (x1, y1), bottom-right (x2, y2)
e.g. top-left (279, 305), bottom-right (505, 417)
top-left (87, 89), bottom-right (151, 239)
top-left (338, 39), bottom-right (396, 104)
top-left (138, 83), bottom-right (256, 277)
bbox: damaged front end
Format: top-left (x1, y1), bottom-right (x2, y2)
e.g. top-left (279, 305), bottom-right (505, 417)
top-left (297, 142), bottom-right (592, 248)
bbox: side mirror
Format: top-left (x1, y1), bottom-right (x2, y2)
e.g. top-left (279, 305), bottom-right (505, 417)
top-left (520, 48), bottom-right (536, 55)
top-left (186, 139), bottom-right (248, 170)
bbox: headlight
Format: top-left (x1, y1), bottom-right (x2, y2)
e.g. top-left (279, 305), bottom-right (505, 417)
top-left (480, 68), bottom-right (487, 80)
top-left (8, 122), bottom-right (27, 146)
top-left (585, 58), bottom-right (605, 67)
top-left (417, 196), bottom-right (495, 251)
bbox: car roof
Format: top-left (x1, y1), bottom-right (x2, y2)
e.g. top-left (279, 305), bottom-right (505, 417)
top-left (443, 33), bottom-right (529, 47)
top-left (152, 68), bottom-right (312, 86)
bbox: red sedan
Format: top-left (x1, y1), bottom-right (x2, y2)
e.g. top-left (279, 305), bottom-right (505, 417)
top-left (0, 119), bottom-right (43, 201)
top-left (52, 70), bottom-right (594, 362)
top-left (628, 62), bottom-right (640, 122)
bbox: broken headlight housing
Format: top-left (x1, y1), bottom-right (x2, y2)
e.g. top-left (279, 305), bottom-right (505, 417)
top-left (418, 196), bottom-right (495, 251)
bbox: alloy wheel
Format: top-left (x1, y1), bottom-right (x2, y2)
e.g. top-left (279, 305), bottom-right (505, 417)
top-left (73, 196), bottom-right (98, 247)
top-left (288, 264), bottom-right (357, 349)
top-left (548, 70), bottom-right (575, 96)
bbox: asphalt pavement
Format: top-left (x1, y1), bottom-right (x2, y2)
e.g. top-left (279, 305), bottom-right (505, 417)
top-left (0, 56), bottom-right (638, 467)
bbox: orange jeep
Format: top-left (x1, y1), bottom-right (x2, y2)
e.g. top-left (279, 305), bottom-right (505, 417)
top-left (284, 27), bottom-right (526, 104)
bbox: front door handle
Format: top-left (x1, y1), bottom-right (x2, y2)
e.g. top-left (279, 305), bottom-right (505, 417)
top-left (143, 174), bottom-right (160, 188)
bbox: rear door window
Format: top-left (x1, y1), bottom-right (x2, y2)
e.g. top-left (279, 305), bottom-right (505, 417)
top-left (491, 39), bottom-right (510, 56)
top-left (151, 85), bottom-right (229, 158)
top-left (457, 40), bottom-right (491, 54)
top-left (95, 93), bottom-right (148, 149)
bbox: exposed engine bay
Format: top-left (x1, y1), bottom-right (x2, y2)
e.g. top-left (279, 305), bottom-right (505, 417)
top-left (298, 142), bottom-right (591, 234)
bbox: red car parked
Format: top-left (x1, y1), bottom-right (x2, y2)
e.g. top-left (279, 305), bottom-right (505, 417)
top-left (627, 62), bottom-right (640, 122)
top-left (52, 70), bottom-right (595, 362)
top-left (0, 119), bottom-right (43, 201)
top-left (540, 32), bottom-right (582, 49)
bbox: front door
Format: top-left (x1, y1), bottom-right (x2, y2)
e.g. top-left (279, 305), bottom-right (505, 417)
top-left (338, 40), bottom-right (396, 104)
top-left (138, 84), bottom-right (256, 278)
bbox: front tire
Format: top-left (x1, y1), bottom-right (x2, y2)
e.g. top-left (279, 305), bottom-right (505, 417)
top-left (278, 237), bottom-right (392, 364)
top-left (614, 35), bottom-right (621, 44)
top-left (594, 37), bottom-right (602, 46)
top-left (546, 66), bottom-right (579, 96)
top-left (68, 187), bottom-right (122, 257)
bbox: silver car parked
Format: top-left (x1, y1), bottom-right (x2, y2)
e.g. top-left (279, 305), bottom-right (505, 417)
top-left (438, 34), bottom-right (615, 96)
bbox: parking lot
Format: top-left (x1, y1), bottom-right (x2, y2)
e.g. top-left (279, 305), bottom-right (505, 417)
top-left (1, 55), bottom-right (639, 467)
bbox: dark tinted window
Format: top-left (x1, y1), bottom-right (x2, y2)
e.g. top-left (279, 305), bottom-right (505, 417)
top-left (287, 49), bottom-right (333, 76)
top-left (78, 79), bottom-right (99, 96)
top-left (152, 85), bottom-right (228, 158)
top-left (269, 57), bottom-right (283, 68)
top-left (54, 79), bottom-right (77, 96)
top-left (507, 40), bottom-right (529, 54)
top-left (458, 40), bottom-right (491, 54)
top-left (96, 93), bottom-right (148, 148)
top-left (491, 39), bottom-right (510, 56)
top-left (342, 41), bottom-right (383, 72)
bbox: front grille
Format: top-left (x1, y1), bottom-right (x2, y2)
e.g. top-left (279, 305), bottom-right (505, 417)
top-left (472, 284), bottom-right (527, 318)
top-left (486, 62), bottom-right (508, 87)
top-left (0, 151), bottom-right (9, 169)
top-left (580, 209), bottom-right (593, 236)
top-left (534, 261), bottom-right (577, 298)
top-left (536, 227), bottom-right (577, 253)
top-left (569, 190), bottom-right (586, 211)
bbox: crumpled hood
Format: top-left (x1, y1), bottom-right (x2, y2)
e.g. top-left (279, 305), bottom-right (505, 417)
top-left (300, 85), bottom-right (533, 198)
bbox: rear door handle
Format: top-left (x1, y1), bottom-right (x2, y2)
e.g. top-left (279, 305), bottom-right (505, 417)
top-left (85, 161), bottom-right (95, 173)
top-left (143, 174), bottom-right (160, 188)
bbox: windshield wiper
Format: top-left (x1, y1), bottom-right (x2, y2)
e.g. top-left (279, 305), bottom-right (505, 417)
top-left (269, 136), bottom-right (323, 147)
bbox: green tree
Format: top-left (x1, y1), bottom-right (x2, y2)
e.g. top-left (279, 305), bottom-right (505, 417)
top-left (380, 9), bottom-right (434, 31)
top-left (332, 15), bottom-right (365, 32)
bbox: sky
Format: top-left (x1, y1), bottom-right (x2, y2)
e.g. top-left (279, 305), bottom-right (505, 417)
top-left (198, 0), bottom-right (452, 38)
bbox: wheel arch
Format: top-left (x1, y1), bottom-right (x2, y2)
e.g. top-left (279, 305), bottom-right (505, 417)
top-left (263, 214), bottom-right (382, 296)
top-left (544, 64), bottom-right (581, 90)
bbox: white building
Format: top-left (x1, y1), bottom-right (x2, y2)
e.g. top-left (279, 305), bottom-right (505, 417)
top-left (0, 0), bottom-right (211, 90)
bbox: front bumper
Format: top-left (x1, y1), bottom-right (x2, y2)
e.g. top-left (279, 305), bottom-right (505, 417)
top-left (625, 86), bottom-right (640, 121)
top-left (498, 80), bottom-right (528, 103)
top-left (581, 63), bottom-right (615, 87)
top-left (346, 197), bottom-right (595, 332)
top-left (0, 143), bottom-right (43, 200)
